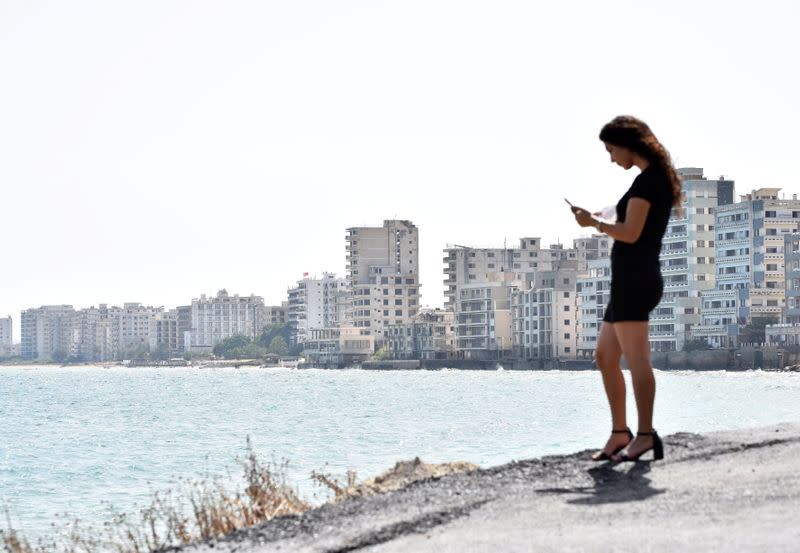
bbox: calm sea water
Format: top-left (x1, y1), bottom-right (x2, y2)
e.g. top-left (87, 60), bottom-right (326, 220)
top-left (1, 366), bottom-right (799, 538)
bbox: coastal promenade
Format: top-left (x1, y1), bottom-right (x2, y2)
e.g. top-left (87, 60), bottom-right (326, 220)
top-left (181, 423), bottom-right (800, 553)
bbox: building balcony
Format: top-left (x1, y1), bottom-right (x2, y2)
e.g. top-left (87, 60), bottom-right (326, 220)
top-left (691, 324), bottom-right (729, 337)
top-left (661, 265), bottom-right (689, 273)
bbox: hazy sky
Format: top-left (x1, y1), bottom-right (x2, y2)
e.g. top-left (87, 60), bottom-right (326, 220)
top-left (2, 1), bottom-right (799, 340)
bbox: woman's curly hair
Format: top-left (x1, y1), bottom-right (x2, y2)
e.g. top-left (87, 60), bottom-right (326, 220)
top-left (599, 116), bottom-right (683, 210)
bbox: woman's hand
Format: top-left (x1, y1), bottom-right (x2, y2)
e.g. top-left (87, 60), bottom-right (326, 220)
top-left (571, 206), bottom-right (596, 228)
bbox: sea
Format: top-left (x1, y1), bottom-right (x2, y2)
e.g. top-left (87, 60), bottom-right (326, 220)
top-left (1, 365), bottom-right (799, 540)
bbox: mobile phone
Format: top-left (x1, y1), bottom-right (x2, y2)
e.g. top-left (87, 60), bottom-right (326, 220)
top-left (564, 198), bottom-right (574, 207)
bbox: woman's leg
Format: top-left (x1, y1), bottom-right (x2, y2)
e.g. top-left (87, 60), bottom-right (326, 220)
top-left (614, 321), bottom-right (656, 457)
top-left (593, 321), bottom-right (629, 458)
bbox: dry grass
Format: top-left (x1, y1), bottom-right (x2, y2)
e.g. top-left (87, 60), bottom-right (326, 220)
top-left (1, 438), bottom-right (310, 553)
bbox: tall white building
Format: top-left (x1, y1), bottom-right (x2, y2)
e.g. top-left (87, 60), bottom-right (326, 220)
top-left (107, 303), bottom-right (162, 359)
top-left (287, 273), bottom-right (350, 343)
top-left (0, 316), bottom-right (12, 355)
top-left (346, 220), bottom-right (420, 345)
top-left (693, 188), bottom-right (800, 347)
top-left (72, 306), bottom-right (114, 362)
top-left (647, 169), bottom-right (734, 351)
top-left (576, 257), bottom-right (612, 357)
top-left (20, 305), bottom-right (76, 361)
top-left (187, 289), bottom-right (265, 353)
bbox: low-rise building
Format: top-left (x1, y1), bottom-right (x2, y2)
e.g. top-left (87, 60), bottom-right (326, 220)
top-left (385, 308), bottom-right (455, 360)
top-left (302, 326), bottom-right (375, 366)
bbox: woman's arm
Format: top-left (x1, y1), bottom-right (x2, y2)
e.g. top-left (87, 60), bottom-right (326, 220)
top-left (572, 198), bottom-right (651, 244)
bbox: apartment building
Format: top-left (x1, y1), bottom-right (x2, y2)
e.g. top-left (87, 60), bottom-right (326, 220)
top-left (646, 169), bottom-right (734, 351)
top-left (107, 303), bottom-right (162, 359)
top-left (150, 309), bottom-right (182, 358)
top-left (511, 265), bottom-right (580, 360)
top-left (693, 188), bottom-right (800, 347)
top-left (385, 308), bottom-right (455, 360)
top-left (0, 316), bottom-right (11, 355)
top-left (187, 290), bottom-right (265, 353)
top-left (72, 306), bottom-right (113, 362)
top-left (576, 257), bottom-right (612, 357)
top-left (346, 220), bottom-right (420, 345)
top-left (265, 302), bottom-right (289, 325)
top-left (287, 273), bottom-right (350, 344)
top-left (453, 271), bottom-right (526, 359)
top-left (20, 305), bottom-right (76, 360)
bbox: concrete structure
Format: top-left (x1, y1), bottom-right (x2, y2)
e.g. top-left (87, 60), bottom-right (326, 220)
top-left (453, 271), bottom-right (526, 359)
top-left (187, 290), bottom-right (265, 354)
top-left (150, 309), bottom-right (182, 358)
top-left (265, 302), bottom-right (289, 325)
top-left (576, 257), bottom-right (612, 358)
top-left (385, 308), bottom-right (455, 360)
top-left (72, 306), bottom-right (113, 362)
top-left (443, 237), bottom-right (607, 311)
top-left (301, 326), bottom-right (375, 367)
top-left (346, 220), bottom-right (420, 345)
top-left (20, 305), bottom-right (76, 361)
top-left (288, 273), bottom-right (350, 343)
top-left (783, 232), bottom-right (800, 323)
top-left (694, 188), bottom-right (800, 347)
top-left (647, 169), bottom-right (734, 352)
top-left (108, 303), bottom-right (162, 359)
top-left (511, 265), bottom-right (580, 360)
top-left (0, 316), bottom-right (12, 356)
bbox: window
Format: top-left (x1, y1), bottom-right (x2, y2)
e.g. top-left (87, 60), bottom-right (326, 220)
top-left (564, 319), bottom-right (570, 325)
top-left (564, 333), bottom-right (571, 339)
top-left (395, 299), bottom-right (402, 305)
top-left (563, 291), bottom-right (569, 298)
top-left (563, 305), bottom-right (570, 312)
top-left (395, 310), bottom-right (403, 316)
top-left (563, 278), bottom-right (570, 284)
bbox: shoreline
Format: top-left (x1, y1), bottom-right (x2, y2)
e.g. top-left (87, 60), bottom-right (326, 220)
top-left (179, 422), bottom-right (800, 553)
top-left (2, 360), bottom-right (799, 372)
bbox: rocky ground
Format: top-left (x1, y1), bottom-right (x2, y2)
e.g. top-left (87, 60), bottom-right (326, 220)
top-left (175, 423), bottom-right (800, 553)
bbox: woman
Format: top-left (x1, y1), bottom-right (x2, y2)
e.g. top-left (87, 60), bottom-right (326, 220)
top-left (571, 115), bottom-right (682, 462)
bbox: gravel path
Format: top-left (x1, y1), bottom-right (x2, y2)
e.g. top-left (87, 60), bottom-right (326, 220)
top-left (177, 422), bottom-right (800, 553)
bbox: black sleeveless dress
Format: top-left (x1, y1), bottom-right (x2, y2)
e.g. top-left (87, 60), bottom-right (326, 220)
top-left (603, 165), bottom-right (674, 323)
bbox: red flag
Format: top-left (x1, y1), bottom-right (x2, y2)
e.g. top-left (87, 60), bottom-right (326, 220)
top-left (303, 272), bottom-right (309, 277)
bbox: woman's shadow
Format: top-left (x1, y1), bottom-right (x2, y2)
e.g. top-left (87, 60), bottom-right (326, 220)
top-left (537, 461), bottom-right (665, 505)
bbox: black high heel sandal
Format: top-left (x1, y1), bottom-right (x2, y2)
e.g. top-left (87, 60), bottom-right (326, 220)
top-left (614, 430), bottom-right (664, 462)
top-left (592, 427), bottom-right (634, 461)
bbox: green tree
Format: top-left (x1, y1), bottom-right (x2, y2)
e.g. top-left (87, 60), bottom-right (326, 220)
top-left (268, 335), bottom-right (289, 356)
top-left (739, 317), bottom-right (776, 346)
top-left (213, 335), bottom-right (268, 359)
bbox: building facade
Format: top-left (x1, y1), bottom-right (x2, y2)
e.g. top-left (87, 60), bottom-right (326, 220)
top-left (693, 188), bottom-right (800, 347)
top-left (576, 257), bottom-right (612, 357)
top-left (647, 169), bottom-right (734, 351)
top-left (385, 308), bottom-right (455, 360)
top-left (511, 265), bottom-right (580, 360)
top-left (187, 290), bottom-right (265, 353)
top-left (346, 220), bottom-right (420, 345)
top-left (20, 305), bottom-right (76, 361)
top-left (287, 273), bottom-right (350, 344)
top-left (0, 316), bottom-right (12, 356)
